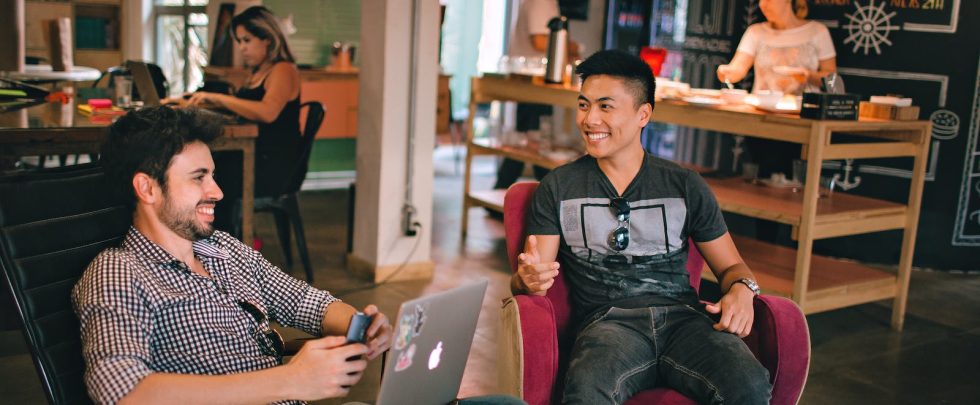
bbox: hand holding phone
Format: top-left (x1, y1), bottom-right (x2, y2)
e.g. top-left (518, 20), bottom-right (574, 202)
top-left (343, 312), bottom-right (372, 381)
top-left (346, 312), bottom-right (371, 344)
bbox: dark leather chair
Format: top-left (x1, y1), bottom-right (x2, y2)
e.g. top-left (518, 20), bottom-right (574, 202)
top-left (253, 101), bottom-right (325, 283)
top-left (0, 164), bottom-right (129, 404)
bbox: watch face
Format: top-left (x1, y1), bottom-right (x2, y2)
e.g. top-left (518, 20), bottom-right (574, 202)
top-left (740, 279), bottom-right (760, 294)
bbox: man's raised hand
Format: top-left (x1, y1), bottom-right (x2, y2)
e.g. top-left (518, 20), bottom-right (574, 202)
top-left (517, 235), bottom-right (560, 295)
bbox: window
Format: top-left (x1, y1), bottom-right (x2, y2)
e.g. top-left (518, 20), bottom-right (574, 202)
top-left (153, 0), bottom-right (209, 95)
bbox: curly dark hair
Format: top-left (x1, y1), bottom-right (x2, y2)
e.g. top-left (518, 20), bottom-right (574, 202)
top-left (100, 106), bottom-right (223, 209)
top-left (575, 49), bottom-right (656, 108)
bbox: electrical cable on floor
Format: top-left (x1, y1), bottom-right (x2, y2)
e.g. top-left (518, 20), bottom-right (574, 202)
top-left (336, 222), bottom-right (424, 295)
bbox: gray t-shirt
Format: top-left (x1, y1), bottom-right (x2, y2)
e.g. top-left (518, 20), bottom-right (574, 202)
top-left (527, 154), bottom-right (728, 324)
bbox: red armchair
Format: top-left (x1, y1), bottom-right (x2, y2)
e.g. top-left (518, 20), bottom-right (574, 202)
top-left (498, 182), bottom-right (810, 405)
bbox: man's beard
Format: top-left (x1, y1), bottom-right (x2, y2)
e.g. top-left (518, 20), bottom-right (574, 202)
top-left (160, 195), bottom-right (217, 241)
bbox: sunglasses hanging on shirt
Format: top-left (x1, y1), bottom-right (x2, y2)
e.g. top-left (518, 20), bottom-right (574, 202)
top-left (607, 197), bottom-right (631, 251)
top-left (239, 300), bottom-right (285, 360)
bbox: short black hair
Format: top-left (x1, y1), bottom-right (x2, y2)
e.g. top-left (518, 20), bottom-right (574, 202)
top-left (575, 49), bottom-right (656, 108)
top-left (100, 106), bottom-right (223, 209)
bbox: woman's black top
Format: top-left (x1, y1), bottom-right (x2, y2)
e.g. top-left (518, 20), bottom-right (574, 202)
top-left (235, 76), bottom-right (302, 197)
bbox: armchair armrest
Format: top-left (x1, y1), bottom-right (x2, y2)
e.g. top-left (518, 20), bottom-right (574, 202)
top-left (499, 294), bottom-right (560, 405)
top-left (747, 295), bottom-right (810, 405)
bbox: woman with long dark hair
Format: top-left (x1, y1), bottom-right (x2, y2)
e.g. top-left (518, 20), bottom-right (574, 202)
top-left (172, 6), bottom-right (302, 234)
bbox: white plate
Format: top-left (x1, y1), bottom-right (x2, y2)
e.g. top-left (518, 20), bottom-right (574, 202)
top-left (746, 95), bottom-right (802, 113)
top-left (753, 103), bottom-right (801, 113)
top-left (689, 88), bottom-right (722, 97)
top-left (682, 95), bottom-right (724, 106)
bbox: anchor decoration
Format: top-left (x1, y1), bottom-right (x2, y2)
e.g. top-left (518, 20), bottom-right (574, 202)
top-left (832, 159), bottom-right (862, 191)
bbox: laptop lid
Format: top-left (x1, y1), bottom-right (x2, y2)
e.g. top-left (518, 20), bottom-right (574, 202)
top-left (125, 61), bottom-right (161, 107)
top-left (376, 279), bottom-right (489, 405)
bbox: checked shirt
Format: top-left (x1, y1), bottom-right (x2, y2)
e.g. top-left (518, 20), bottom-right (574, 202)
top-left (72, 227), bottom-right (338, 404)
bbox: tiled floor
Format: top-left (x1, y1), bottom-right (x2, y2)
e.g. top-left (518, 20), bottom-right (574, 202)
top-left (1, 147), bottom-right (978, 404)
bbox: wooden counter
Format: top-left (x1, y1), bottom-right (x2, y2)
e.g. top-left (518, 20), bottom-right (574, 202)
top-left (205, 67), bottom-right (452, 138)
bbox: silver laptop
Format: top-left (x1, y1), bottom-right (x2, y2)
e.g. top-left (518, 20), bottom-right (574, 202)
top-left (125, 60), bottom-right (161, 107)
top-left (375, 279), bottom-right (488, 405)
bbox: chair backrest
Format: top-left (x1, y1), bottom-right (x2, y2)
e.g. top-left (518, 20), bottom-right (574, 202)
top-left (279, 101), bottom-right (325, 195)
top-left (0, 164), bottom-right (130, 404)
top-left (503, 182), bottom-right (572, 333)
top-left (503, 181), bottom-right (706, 337)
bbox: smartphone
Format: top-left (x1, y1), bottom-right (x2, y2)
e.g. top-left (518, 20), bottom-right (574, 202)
top-left (346, 312), bottom-right (371, 344)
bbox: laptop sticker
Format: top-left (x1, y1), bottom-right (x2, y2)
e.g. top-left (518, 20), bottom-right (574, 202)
top-left (395, 311), bottom-right (416, 351)
top-left (395, 343), bottom-right (416, 372)
top-left (413, 305), bottom-right (427, 335)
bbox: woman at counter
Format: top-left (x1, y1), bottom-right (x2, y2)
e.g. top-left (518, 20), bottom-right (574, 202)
top-left (717, 0), bottom-right (836, 95)
top-left (717, 0), bottom-right (839, 244)
top-left (716, 0), bottom-right (839, 179)
top-left (169, 5), bottom-right (301, 234)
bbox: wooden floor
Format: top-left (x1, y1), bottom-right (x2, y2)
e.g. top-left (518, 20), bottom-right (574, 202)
top-left (0, 146), bottom-right (978, 404)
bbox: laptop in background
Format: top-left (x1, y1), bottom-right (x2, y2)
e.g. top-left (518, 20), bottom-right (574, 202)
top-left (374, 279), bottom-right (489, 405)
top-left (125, 60), bottom-right (160, 107)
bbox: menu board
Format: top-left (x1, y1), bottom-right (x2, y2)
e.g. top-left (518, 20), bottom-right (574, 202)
top-left (673, 0), bottom-right (979, 270)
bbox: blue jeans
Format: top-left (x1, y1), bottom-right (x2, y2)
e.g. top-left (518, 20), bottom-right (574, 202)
top-left (562, 305), bottom-right (771, 405)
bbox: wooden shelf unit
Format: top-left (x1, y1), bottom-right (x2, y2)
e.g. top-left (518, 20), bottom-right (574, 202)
top-left (24, 0), bottom-right (125, 73)
top-left (705, 177), bottom-right (908, 239)
top-left (702, 236), bottom-right (898, 314)
top-left (462, 75), bottom-right (931, 330)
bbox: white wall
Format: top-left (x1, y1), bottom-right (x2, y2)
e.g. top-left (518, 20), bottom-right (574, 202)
top-left (568, 0), bottom-right (606, 59)
top-left (352, 0), bottom-right (438, 278)
top-left (121, 0), bottom-right (153, 62)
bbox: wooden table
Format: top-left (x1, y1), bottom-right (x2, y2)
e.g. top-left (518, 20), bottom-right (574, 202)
top-left (0, 101), bottom-right (259, 246)
top-left (464, 75), bottom-right (931, 331)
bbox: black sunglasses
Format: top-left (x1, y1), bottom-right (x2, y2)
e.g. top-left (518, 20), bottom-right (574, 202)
top-left (239, 301), bottom-right (285, 359)
top-left (608, 197), bottom-right (630, 251)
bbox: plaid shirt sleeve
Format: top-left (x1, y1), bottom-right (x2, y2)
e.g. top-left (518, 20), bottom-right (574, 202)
top-left (72, 251), bottom-right (154, 404)
top-left (231, 237), bottom-right (338, 336)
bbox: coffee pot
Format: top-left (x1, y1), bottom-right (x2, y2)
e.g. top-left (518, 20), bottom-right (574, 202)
top-left (545, 16), bottom-right (568, 84)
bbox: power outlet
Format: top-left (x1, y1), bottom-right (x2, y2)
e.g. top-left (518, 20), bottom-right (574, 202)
top-left (402, 204), bottom-right (419, 237)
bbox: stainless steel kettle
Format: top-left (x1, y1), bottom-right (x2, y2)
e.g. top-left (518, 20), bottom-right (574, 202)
top-left (545, 16), bottom-right (568, 84)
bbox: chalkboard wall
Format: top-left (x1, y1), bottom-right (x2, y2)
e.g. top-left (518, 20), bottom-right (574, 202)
top-left (671, 0), bottom-right (979, 271)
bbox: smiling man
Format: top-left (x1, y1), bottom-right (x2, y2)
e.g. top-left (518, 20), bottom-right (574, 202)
top-left (72, 107), bottom-right (393, 404)
top-left (510, 50), bottom-right (771, 404)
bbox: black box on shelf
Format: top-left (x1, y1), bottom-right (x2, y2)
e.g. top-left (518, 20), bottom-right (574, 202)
top-left (800, 92), bottom-right (860, 120)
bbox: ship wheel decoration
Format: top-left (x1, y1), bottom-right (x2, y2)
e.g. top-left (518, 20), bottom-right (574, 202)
top-left (842, 0), bottom-right (900, 55)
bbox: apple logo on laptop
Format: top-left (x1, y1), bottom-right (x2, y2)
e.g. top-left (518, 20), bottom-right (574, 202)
top-left (428, 341), bottom-right (443, 370)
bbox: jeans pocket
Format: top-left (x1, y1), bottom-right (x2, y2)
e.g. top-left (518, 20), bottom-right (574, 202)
top-left (580, 306), bottom-right (618, 333)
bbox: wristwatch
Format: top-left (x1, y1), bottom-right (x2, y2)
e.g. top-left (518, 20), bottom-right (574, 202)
top-left (735, 278), bottom-right (761, 295)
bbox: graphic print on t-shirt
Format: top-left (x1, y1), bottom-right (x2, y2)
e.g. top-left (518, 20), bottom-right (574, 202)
top-left (559, 197), bottom-right (687, 265)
